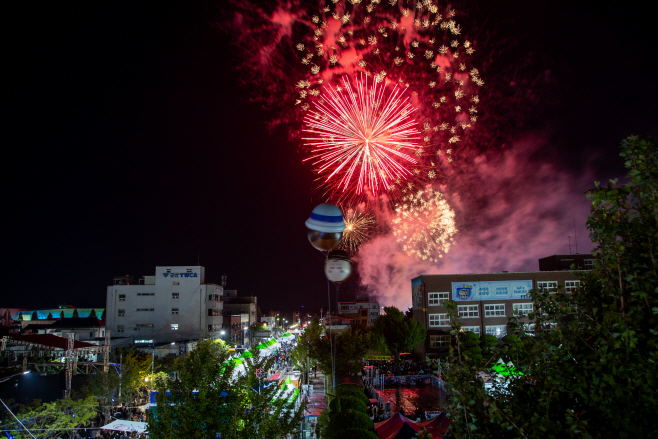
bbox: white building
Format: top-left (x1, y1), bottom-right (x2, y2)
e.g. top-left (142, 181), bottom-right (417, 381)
top-left (105, 266), bottom-right (223, 345)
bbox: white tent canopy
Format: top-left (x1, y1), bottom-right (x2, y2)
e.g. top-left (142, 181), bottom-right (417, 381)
top-left (101, 420), bottom-right (148, 434)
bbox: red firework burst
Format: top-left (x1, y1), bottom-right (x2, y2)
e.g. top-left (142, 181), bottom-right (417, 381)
top-left (302, 74), bottom-right (420, 202)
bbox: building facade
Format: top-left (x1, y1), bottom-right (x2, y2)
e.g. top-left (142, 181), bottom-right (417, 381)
top-left (338, 299), bottom-right (380, 326)
top-left (411, 257), bottom-right (591, 359)
top-left (106, 266), bottom-right (223, 345)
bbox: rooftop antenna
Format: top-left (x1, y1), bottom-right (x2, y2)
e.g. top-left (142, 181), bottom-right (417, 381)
top-left (574, 220), bottom-right (578, 254)
top-left (568, 236), bottom-right (572, 254)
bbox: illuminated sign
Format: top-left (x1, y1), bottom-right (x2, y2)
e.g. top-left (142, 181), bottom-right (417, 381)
top-left (452, 280), bottom-right (533, 301)
top-left (135, 339), bottom-right (154, 344)
top-left (162, 272), bottom-right (198, 278)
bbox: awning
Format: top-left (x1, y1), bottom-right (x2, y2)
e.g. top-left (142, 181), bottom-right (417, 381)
top-left (101, 420), bottom-right (147, 433)
top-left (304, 409), bottom-right (323, 417)
top-left (269, 373), bottom-right (281, 381)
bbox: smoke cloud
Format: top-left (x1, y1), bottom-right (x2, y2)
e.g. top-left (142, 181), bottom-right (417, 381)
top-left (358, 133), bottom-right (596, 310)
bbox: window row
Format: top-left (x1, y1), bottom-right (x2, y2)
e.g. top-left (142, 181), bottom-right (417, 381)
top-left (117, 324), bottom-right (153, 332)
top-left (426, 326), bottom-right (509, 347)
top-left (118, 292), bottom-right (180, 301)
top-left (429, 303), bottom-right (534, 323)
top-left (117, 308), bottom-right (179, 316)
top-left (425, 282), bottom-right (582, 305)
top-left (428, 292), bottom-right (449, 306)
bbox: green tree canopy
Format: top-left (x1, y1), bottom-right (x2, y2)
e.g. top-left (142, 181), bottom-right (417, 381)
top-left (88, 308), bottom-right (97, 319)
top-left (72, 308), bottom-right (79, 318)
top-left (30, 311), bottom-right (38, 320)
top-left (1, 395), bottom-right (97, 439)
top-left (372, 306), bottom-right (426, 371)
top-left (444, 135), bottom-right (658, 439)
top-left (311, 327), bottom-right (370, 376)
top-left (148, 339), bottom-right (305, 439)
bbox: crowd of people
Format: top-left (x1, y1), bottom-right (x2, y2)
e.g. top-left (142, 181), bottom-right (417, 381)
top-left (363, 358), bottom-right (440, 377)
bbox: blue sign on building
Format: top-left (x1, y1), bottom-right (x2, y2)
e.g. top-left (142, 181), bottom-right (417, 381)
top-left (452, 280), bottom-right (533, 301)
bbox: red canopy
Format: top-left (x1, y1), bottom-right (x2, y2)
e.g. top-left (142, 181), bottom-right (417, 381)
top-left (268, 373), bottom-right (281, 381)
top-left (421, 412), bottom-right (451, 438)
top-left (375, 413), bottom-right (421, 439)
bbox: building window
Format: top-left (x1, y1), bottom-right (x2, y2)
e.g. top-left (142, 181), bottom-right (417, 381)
top-left (118, 294), bottom-right (126, 302)
top-left (428, 292), bottom-right (449, 306)
top-left (429, 335), bottom-right (451, 348)
top-left (458, 305), bottom-right (479, 318)
top-left (171, 324), bottom-right (179, 331)
top-left (583, 259), bottom-right (594, 270)
top-left (187, 268), bottom-right (193, 273)
top-left (117, 309), bottom-right (125, 318)
top-left (462, 326), bottom-right (481, 335)
top-left (564, 280), bottom-right (580, 293)
top-left (172, 292), bottom-right (179, 299)
top-left (513, 303), bottom-right (533, 316)
top-left (483, 304), bottom-right (505, 317)
top-left (90, 332), bottom-right (94, 338)
top-left (537, 281), bottom-right (558, 291)
top-left (172, 281), bottom-right (179, 285)
top-left (117, 325), bottom-right (124, 333)
top-left (428, 313), bottom-right (449, 327)
top-left (136, 308), bottom-right (154, 312)
top-left (166, 269), bottom-right (171, 273)
top-left (172, 308), bottom-right (179, 315)
top-left (137, 324), bottom-right (154, 328)
top-left (486, 325), bottom-right (507, 338)
top-left (208, 309), bottom-right (220, 317)
top-left (137, 292), bottom-right (154, 296)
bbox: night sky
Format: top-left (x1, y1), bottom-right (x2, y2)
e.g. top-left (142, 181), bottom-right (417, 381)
top-left (6, 1), bottom-right (656, 314)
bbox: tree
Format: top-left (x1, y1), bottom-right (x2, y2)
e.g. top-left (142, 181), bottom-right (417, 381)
top-left (88, 308), bottom-right (97, 319)
top-left (17, 311), bottom-right (23, 321)
top-left (60, 310), bottom-right (65, 319)
top-left (310, 327), bottom-right (370, 376)
top-left (30, 311), bottom-right (38, 321)
top-left (72, 308), bottom-right (79, 318)
top-left (87, 348), bottom-right (153, 409)
top-left (1, 396), bottom-right (97, 439)
top-left (100, 308), bottom-right (106, 321)
top-left (372, 306), bottom-right (426, 372)
top-left (47, 312), bottom-right (53, 319)
top-left (148, 339), bottom-right (305, 438)
top-left (323, 385), bottom-right (377, 439)
top-left (444, 135), bottom-right (658, 439)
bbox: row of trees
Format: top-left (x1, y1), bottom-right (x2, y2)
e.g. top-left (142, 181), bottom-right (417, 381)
top-left (444, 136), bottom-right (658, 438)
top-left (148, 339), bottom-right (305, 438)
top-left (290, 306), bottom-right (426, 379)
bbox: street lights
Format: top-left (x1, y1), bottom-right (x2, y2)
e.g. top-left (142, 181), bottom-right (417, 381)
top-left (0, 371), bottom-right (30, 384)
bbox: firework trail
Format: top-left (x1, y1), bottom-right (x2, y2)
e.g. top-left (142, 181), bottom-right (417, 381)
top-left (391, 186), bottom-right (457, 262)
top-left (339, 205), bottom-right (376, 254)
top-left (303, 73), bottom-right (421, 204)
top-left (293, 1), bottom-right (483, 178)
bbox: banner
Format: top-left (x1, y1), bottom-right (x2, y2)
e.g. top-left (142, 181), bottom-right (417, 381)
top-left (452, 280), bottom-right (533, 301)
top-left (412, 277), bottom-right (423, 310)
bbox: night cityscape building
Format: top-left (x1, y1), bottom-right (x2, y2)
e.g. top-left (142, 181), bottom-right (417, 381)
top-left (338, 295), bottom-right (380, 326)
top-left (105, 266), bottom-right (224, 349)
top-left (411, 254), bottom-right (592, 360)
